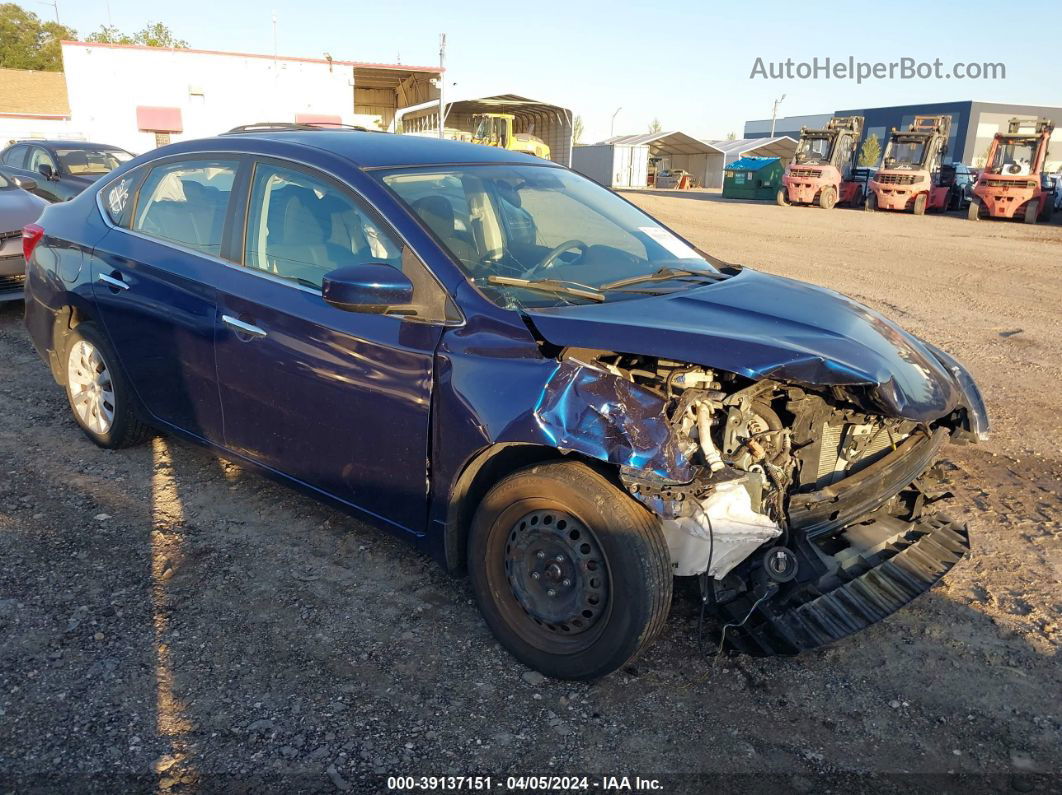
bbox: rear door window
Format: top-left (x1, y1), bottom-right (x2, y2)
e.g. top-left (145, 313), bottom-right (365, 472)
top-left (2, 145), bottom-right (28, 168)
top-left (132, 159), bottom-right (238, 257)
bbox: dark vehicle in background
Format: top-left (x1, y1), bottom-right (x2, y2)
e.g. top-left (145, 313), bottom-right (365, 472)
top-left (22, 130), bottom-right (988, 679)
top-left (0, 140), bottom-right (133, 203)
top-left (0, 172), bottom-right (46, 301)
top-left (940, 162), bottom-right (977, 210)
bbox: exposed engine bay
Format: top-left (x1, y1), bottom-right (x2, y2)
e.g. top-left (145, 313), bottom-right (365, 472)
top-left (535, 348), bottom-right (973, 655)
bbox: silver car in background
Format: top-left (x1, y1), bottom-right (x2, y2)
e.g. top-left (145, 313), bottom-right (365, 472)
top-left (0, 172), bottom-right (47, 302)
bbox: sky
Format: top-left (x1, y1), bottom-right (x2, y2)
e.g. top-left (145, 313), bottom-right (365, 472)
top-left (45, 0), bottom-right (1062, 142)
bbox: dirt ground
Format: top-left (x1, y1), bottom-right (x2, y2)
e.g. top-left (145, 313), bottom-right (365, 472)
top-left (1, 194), bottom-right (1059, 793)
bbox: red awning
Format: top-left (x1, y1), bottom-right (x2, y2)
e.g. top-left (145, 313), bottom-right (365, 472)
top-left (295, 113), bottom-right (342, 126)
top-left (136, 106), bottom-right (183, 132)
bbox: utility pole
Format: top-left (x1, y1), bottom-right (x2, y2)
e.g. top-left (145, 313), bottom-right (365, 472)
top-left (770, 93), bottom-right (786, 137)
top-left (438, 33), bottom-right (447, 139)
top-left (610, 106), bottom-right (622, 138)
top-left (32, 0), bottom-right (59, 23)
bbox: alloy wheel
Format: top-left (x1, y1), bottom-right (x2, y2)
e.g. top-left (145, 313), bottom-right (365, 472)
top-left (67, 339), bottom-right (115, 435)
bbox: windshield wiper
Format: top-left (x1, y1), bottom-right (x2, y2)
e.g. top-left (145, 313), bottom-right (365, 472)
top-left (598, 266), bottom-right (725, 291)
top-left (485, 275), bottom-right (605, 303)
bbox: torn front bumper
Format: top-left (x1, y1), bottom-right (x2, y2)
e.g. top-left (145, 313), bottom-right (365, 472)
top-left (719, 511), bottom-right (969, 655)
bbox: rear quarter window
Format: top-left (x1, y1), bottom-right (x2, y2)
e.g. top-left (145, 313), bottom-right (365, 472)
top-left (100, 168), bottom-right (143, 228)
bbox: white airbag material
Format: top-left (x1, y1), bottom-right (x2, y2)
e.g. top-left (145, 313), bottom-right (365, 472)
top-left (660, 480), bottom-right (781, 578)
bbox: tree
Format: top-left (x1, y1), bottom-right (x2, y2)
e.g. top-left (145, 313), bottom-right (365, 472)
top-left (858, 133), bottom-right (882, 167)
top-left (573, 115), bottom-right (584, 144)
top-left (86, 21), bottom-right (187, 48)
top-left (726, 131), bottom-right (737, 141)
top-left (648, 118), bottom-right (663, 135)
top-left (0, 3), bottom-right (77, 71)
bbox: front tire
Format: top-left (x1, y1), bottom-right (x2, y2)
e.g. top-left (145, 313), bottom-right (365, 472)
top-left (468, 461), bottom-right (672, 680)
top-left (63, 322), bottom-right (151, 449)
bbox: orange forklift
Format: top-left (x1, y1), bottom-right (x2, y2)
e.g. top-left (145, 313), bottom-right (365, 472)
top-left (777, 115), bottom-right (864, 209)
top-left (968, 117), bottom-right (1054, 223)
top-left (866, 115), bottom-right (951, 215)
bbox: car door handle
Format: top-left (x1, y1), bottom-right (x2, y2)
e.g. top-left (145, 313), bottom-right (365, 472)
top-left (222, 315), bottom-right (267, 338)
top-left (97, 272), bottom-right (129, 290)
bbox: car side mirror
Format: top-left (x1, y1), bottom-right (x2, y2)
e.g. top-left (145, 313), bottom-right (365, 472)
top-left (38, 163), bottom-right (56, 181)
top-left (322, 263), bottom-right (414, 313)
top-left (12, 175), bottom-right (38, 191)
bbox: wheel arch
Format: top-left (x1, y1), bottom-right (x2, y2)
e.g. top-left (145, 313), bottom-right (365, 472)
top-left (48, 297), bottom-right (97, 386)
top-left (441, 443), bottom-right (615, 574)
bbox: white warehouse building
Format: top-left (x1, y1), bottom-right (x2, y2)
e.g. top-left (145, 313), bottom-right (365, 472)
top-left (2, 41), bottom-right (442, 154)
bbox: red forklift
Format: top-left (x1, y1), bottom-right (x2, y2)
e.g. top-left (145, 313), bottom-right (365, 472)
top-left (777, 116), bottom-right (864, 209)
top-left (866, 115), bottom-right (952, 215)
top-left (968, 117), bottom-right (1054, 223)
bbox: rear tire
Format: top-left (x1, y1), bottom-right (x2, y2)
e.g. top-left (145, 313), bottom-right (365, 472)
top-left (818, 186), bottom-right (837, 210)
top-left (864, 191), bottom-right (878, 212)
top-left (468, 461), bottom-right (672, 680)
top-left (912, 193), bottom-right (927, 215)
top-left (63, 322), bottom-right (151, 449)
top-left (775, 188), bottom-right (790, 207)
top-left (967, 197), bottom-right (982, 221)
top-left (1025, 199), bottom-right (1040, 224)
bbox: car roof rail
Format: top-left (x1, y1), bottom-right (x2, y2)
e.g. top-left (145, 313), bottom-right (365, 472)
top-left (222, 122), bottom-right (378, 135)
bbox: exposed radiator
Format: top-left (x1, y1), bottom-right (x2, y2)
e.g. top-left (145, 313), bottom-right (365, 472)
top-left (815, 422), bottom-right (901, 487)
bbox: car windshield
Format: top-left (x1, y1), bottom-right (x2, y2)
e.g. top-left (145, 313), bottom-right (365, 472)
top-left (57, 148), bottom-right (132, 175)
top-left (882, 138), bottom-right (927, 170)
top-left (795, 135), bottom-right (833, 165)
top-left (379, 164), bottom-right (719, 308)
top-left (986, 140), bottom-right (1038, 175)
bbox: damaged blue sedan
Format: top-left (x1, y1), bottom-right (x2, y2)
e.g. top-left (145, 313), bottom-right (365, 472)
top-left (23, 128), bottom-right (988, 679)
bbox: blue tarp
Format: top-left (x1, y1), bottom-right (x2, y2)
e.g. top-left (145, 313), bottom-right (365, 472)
top-left (727, 156), bottom-right (780, 172)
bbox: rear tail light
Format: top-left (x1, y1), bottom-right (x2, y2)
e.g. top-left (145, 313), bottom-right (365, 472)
top-left (22, 223), bottom-right (44, 261)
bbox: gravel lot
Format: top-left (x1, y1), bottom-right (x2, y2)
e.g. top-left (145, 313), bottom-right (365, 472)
top-left (1, 195), bottom-right (1059, 793)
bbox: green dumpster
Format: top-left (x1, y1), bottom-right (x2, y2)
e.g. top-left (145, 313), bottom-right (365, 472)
top-left (722, 156), bottom-right (784, 200)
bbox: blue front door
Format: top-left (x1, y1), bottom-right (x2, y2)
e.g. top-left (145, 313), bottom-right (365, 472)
top-left (214, 159), bottom-right (447, 533)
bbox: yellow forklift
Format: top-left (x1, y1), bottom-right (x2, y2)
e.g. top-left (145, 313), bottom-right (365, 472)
top-left (471, 113), bottom-right (551, 159)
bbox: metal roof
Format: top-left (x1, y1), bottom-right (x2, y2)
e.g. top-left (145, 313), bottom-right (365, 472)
top-left (399, 94), bottom-right (571, 121)
top-left (705, 136), bottom-right (797, 159)
top-left (603, 132), bottom-right (723, 156)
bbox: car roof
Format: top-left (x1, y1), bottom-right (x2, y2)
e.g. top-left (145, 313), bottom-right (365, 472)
top-left (206, 129), bottom-right (558, 169)
top-left (9, 140), bottom-right (127, 151)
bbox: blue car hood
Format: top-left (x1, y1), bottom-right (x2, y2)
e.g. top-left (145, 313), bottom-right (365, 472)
top-left (524, 268), bottom-right (961, 423)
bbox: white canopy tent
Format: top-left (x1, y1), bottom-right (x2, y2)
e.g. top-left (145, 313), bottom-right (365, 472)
top-left (604, 132), bottom-right (725, 188)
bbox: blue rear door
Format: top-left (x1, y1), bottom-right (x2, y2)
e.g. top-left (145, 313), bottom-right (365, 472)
top-left (91, 156), bottom-right (242, 442)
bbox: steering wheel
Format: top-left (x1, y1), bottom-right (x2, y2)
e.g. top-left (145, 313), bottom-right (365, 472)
top-left (523, 240), bottom-right (588, 279)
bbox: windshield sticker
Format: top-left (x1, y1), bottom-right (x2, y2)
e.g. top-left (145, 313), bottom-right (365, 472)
top-left (107, 179), bottom-right (130, 217)
top-left (639, 226), bottom-right (700, 260)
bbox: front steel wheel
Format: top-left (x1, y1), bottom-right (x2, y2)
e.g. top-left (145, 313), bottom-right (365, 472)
top-left (469, 462), bottom-right (672, 680)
